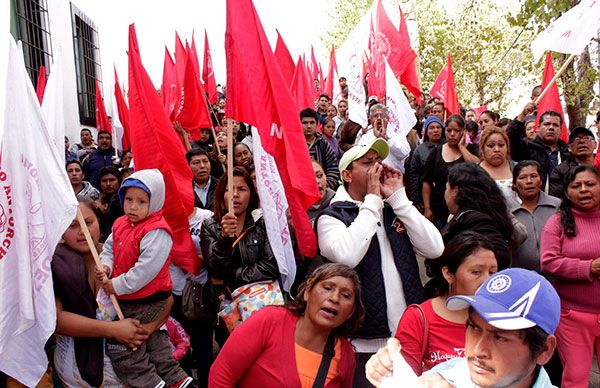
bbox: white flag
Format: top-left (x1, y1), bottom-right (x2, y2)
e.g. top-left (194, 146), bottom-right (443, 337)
top-left (251, 127), bottom-right (296, 291)
top-left (531, 0), bottom-right (600, 62)
top-left (347, 52), bottom-right (368, 129)
top-left (110, 84), bottom-right (126, 152)
top-left (384, 59), bottom-right (417, 138)
top-left (41, 47), bottom-right (65, 159)
top-left (0, 39), bottom-right (78, 386)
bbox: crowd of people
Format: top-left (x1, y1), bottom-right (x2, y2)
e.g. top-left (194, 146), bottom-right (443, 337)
top-left (2, 75), bottom-right (600, 388)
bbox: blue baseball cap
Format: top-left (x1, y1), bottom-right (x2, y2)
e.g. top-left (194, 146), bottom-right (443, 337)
top-left (446, 268), bottom-right (560, 335)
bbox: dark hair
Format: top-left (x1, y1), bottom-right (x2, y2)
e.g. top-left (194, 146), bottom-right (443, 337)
top-left (465, 120), bottom-right (479, 137)
top-left (512, 160), bottom-right (542, 191)
top-left (425, 232), bottom-right (497, 297)
top-left (98, 167), bottom-right (121, 183)
top-left (233, 143), bottom-right (252, 167)
top-left (186, 148), bottom-right (210, 164)
top-left (212, 166), bottom-right (259, 221)
top-left (445, 114), bottom-right (465, 128)
top-left (66, 160), bottom-right (83, 170)
top-left (434, 101), bottom-right (445, 109)
top-left (120, 168), bottom-right (134, 179)
top-left (287, 263), bottom-right (365, 338)
top-left (80, 128), bottom-right (92, 135)
top-left (539, 110), bottom-right (563, 127)
top-left (447, 163), bottom-right (515, 245)
top-left (318, 93), bottom-right (331, 101)
top-left (338, 77), bottom-right (346, 81)
top-left (480, 110), bottom-right (499, 123)
top-left (559, 165), bottom-right (600, 237)
top-left (97, 130), bottom-right (111, 139)
top-left (299, 107), bottom-right (319, 122)
top-left (498, 118), bottom-right (511, 128)
top-left (323, 118), bottom-right (336, 129)
top-left (596, 110), bottom-right (600, 123)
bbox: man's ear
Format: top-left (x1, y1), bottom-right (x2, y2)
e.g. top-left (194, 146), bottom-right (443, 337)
top-left (534, 334), bottom-right (557, 366)
top-left (341, 169), bottom-right (352, 185)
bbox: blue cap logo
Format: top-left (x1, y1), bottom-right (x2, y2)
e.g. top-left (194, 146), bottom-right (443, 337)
top-left (486, 274), bottom-right (511, 294)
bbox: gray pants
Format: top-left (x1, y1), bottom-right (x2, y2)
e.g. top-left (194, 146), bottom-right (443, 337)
top-left (106, 298), bottom-right (188, 388)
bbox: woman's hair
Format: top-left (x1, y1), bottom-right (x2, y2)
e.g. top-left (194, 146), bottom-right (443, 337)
top-left (479, 127), bottom-right (511, 159)
top-left (447, 163), bottom-right (515, 245)
top-left (559, 165), bottom-right (600, 237)
top-left (445, 114), bottom-right (465, 129)
top-left (212, 166), bottom-right (259, 221)
top-left (480, 110), bottom-right (500, 123)
top-left (465, 119), bottom-right (479, 137)
top-left (512, 160), bottom-right (542, 192)
top-left (288, 263), bottom-right (365, 338)
top-left (323, 118), bottom-right (336, 128)
top-left (425, 231), bottom-right (496, 297)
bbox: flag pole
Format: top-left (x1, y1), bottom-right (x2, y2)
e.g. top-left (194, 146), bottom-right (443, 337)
top-left (535, 53), bottom-right (576, 105)
top-left (226, 119), bottom-right (234, 213)
top-left (76, 207), bottom-right (125, 320)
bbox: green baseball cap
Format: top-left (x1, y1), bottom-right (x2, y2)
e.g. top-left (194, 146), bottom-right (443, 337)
top-left (339, 138), bottom-right (389, 172)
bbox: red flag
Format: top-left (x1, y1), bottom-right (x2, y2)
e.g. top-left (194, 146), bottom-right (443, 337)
top-left (225, 0), bottom-right (320, 258)
top-left (375, 0), bottom-right (417, 78)
top-left (290, 57), bottom-right (315, 112)
top-left (429, 52), bottom-right (460, 116)
top-left (173, 51), bottom-right (212, 140)
top-left (161, 47), bottom-right (179, 116)
top-left (323, 45), bottom-right (338, 98)
top-left (310, 45), bottom-right (319, 80)
top-left (114, 67), bottom-right (131, 150)
top-left (368, 18), bottom-right (386, 100)
top-left (535, 52), bottom-right (568, 142)
top-left (35, 65), bottom-right (46, 104)
top-left (397, 6), bottom-right (421, 105)
top-left (473, 105), bottom-right (488, 119)
top-left (174, 32), bottom-right (187, 92)
top-left (128, 24), bottom-right (199, 274)
top-left (189, 32), bottom-right (201, 79)
top-left (274, 29), bottom-right (296, 86)
top-left (94, 79), bottom-right (112, 132)
top-left (318, 63), bottom-right (324, 93)
top-left (202, 29), bottom-right (219, 104)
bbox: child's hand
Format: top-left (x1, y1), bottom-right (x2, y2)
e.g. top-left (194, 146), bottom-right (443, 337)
top-left (95, 265), bottom-right (110, 281)
top-left (102, 278), bottom-right (117, 296)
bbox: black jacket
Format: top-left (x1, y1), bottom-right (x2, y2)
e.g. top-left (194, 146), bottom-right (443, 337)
top-left (507, 119), bottom-right (570, 186)
top-left (201, 215), bottom-right (279, 290)
top-left (549, 157), bottom-right (579, 198)
top-left (193, 176), bottom-right (219, 211)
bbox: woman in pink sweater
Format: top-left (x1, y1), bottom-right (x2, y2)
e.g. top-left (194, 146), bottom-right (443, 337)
top-left (209, 264), bottom-right (364, 387)
top-left (540, 165), bottom-right (600, 388)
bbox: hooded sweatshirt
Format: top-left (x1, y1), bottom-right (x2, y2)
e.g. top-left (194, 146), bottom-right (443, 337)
top-left (100, 169), bottom-right (173, 299)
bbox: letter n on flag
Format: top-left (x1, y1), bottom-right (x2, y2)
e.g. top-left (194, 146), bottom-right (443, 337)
top-left (225, 0), bottom-right (320, 262)
top-left (0, 39), bottom-right (78, 387)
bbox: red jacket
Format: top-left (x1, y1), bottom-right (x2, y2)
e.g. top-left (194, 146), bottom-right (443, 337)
top-left (209, 307), bottom-right (355, 387)
top-left (112, 211), bottom-right (172, 299)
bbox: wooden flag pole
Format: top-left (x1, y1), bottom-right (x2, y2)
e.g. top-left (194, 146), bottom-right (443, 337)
top-left (76, 207), bottom-right (125, 320)
top-left (226, 119), bottom-right (234, 214)
top-left (535, 53), bottom-right (576, 105)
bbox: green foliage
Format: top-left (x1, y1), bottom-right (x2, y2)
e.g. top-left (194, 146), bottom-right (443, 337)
top-left (323, 0), bottom-right (374, 49)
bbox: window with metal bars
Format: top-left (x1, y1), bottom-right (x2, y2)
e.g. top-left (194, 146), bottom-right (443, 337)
top-left (10, 0), bottom-right (53, 85)
top-left (71, 3), bottom-right (102, 127)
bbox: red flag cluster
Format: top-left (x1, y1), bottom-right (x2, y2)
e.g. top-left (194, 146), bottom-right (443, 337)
top-left (429, 52), bottom-right (460, 116)
top-left (94, 79), bottom-right (112, 132)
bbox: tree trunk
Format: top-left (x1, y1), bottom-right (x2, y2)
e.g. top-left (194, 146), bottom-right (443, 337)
top-left (560, 47), bottom-right (593, 130)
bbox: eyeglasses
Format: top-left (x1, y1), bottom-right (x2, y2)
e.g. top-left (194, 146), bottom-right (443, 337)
top-left (571, 136), bottom-right (594, 143)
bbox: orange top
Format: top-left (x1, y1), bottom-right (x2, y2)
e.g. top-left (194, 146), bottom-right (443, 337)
top-left (295, 339), bottom-right (342, 387)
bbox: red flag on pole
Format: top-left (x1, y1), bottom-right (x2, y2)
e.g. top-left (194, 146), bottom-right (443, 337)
top-left (310, 45), bottom-right (319, 80)
top-left (290, 57), bottom-right (316, 112)
top-left (375, 0), bottom-right (417, 78)
top-left (429, 52), bottom-right (460, 115)
top-left (397, 5), bottom-right (421, 105)
top-left (174, 32), bottom-right (187, 92)
top-left (225, 0), bottom-right (320, 258)
top-left (323, 45), bottom-right (338, 98)
top-left (535, 52), bottom-right (568, 142)
top-left (114, 67), bottom-right (131, 150)
top-left (202, 29), bottom-right (219, 105)
top-left (35, 65), bottom-right (46, 104)
top-left (173, 50), bottom-right (212, 140)
top-left (161, 47), bottom-right (179, 116)
top-left (94, 79), bottom-right (112, 132)
top-left (368, 18), bottom-right (386, 100)
top-left (274, 29), bottom-right (296, 86)
top-left (189, 32), bottom-right (201, 79)
top-left (128, 24), bottom-right (199, 274)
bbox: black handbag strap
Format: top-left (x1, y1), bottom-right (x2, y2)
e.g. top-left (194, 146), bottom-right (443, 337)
top-left (313, 332), bottom-right (336, 388)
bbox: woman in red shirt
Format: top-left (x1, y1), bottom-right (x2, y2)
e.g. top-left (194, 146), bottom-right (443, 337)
top-left (209, 263), bottom-right (365, 387)
top-left (395, 231), bottom-right (498, 375)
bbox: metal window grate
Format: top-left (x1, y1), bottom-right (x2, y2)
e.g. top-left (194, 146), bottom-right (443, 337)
top-left (12, 0), bottom-right (53, 85)
top-left (71, 3), bottom-right (101, 127)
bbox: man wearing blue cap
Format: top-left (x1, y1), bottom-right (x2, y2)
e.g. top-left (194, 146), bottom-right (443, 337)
top-left (366, 268), bottom-right (560, 387)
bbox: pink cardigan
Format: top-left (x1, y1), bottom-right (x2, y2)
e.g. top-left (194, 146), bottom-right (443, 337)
top-left (209, 307), bottom-right (356, 387)
top-left (540, 209), bottom-right (600, 312)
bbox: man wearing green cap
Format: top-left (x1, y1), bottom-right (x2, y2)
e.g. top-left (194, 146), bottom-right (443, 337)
top-left (316, 138), bottom-right (444, 387)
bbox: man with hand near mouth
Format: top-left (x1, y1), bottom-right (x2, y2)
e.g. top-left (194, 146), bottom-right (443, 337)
top-left (366, 268), bottom-right (560, 388)
top-left (549, 127), bottom-right (598, 198)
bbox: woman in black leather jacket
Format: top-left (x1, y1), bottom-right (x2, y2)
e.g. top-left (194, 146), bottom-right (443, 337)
top-left (200, 167), bottom-right (279, 290)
